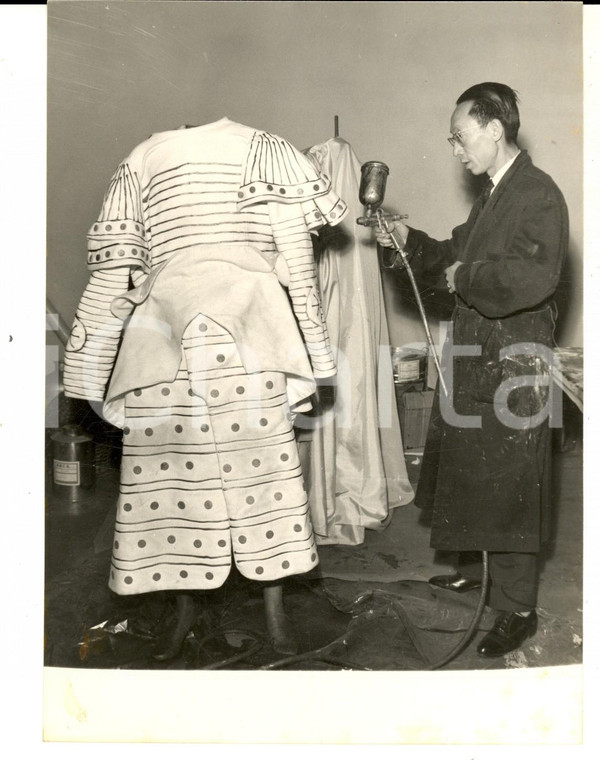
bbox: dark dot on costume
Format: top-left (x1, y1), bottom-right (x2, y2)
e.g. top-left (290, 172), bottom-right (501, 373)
top-left (114, 541), bottom-right (119, 549)
top-left (180, 570), bottom-right (188, 578)
top-left (246, 496), bottom-right (255, 505)
top-left (204, 500), bottom-right (213, 509)
top-left (266, 184), bottom-right (273, 191)
top-left (106, 224), bottom-right (112, 231)
top-left (161, 387), bottom-right (170, 396)
top-left (259, 418), bottom-right (268, 427)
top-left (123, 427), bottom-right (130, 435)
top-left (106, 251), bottom-right (112, 257)
top-left (314, 211), bottom-right (322, 220)
top-left (239, 536), bottom-right (247, 544)
top-left (160, 462), bottom-right (169, 471)
top-left (311, 553), bottom-right (317, 562)
top-left (150, 501), bottom-right (159, 510)
top-left (266, 530), bottom-right (274, 539)
top-left (194, 540), bottom-right (202, 548)
top-left (266, 380), bottom-right (274, 389)
top-left (206, 572), bottom-right (214, 580)
top-left (186, 461), bottom-right (194, 470)
top-left (223, 464), bottom-right (232, 473)
top-left (178, 501), bottom-right (186, 510)
top-left (231, 423), bottom-right (240, 432)
top-left (274, 492), bottom-right (283, 501)
top-left (282, 561), bottom-right (290, 570)
top-left (118, 250), bottom-right (125, 256)
top-left (153, 573), bottom-right (161, 581)
top-left (210, 389), bottom-right (219, 398)
top-left (188, 389), bottom-right (194, 397)
top-left (123, 503), bottom-right (132, 511)
top-left (330, 212), bottom-right (337, 220)
top-left (120, 223), bottom-right (126, 230)
top-left (280, 453), bottom-right (289, 462)
top-left (135, 224), bottom-right (140, 231)
top-left (175, 425), bottom-right (183, 433)
top-left (238, 191), bottom-right (244, 198)
top-left (95, 254), bottom-right (101, 261)
top-left (249, 186), bottom-right (256, 193)
top-left (216, 354), bottom-right (225, 363)
top-left (145, 428), bottom-right (154, 436)
top-left (138, 540), bottom-right (146, 548)
top-left (134, 389), bottom-right (142, 396)
top-left (293, 524), bottom-right (302, 532)
top-left (124, 576), bottom-right (133, 584)
top-left (201, 424), bottom-right (209, 433)
top-left (252, 459), bottom-right (261, 468)
top-left (133, 466), bottom-right (142, 475)
top-left (167, 535), bottom-right (176, 544)
top-left (142, 196), bottom-right (148, 204)
top-left (132, 248), bottom-right (138, 255)
top-left (199, 323), bottom-right (208, 332)
top-left (218, 540), bottom-right (226, 547)
top-left (93, 225), bottom-right (98, 231)
top-left (255, 566), bottom-right (264, 575)
top-left (313, 184), bottom-right (320, 191)
top-left (236, 386), bottom-right (245, 395)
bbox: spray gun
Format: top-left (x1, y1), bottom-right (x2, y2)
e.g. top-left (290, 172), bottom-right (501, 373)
top-left (357, 161), bottom-right (448, 396)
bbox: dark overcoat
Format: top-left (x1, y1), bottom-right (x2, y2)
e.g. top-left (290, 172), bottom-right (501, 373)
top-left (401, 150), bottom-right (569, 553)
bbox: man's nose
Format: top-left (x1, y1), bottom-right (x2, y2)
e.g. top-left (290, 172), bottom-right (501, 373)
top-left (452, 143), bottom-right (463, 158)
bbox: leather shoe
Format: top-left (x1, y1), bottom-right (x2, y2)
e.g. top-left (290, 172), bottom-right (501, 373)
top-left (477, 611), bottom-right (538, 658)
top-left (428, 572), bottom-right (482, 593)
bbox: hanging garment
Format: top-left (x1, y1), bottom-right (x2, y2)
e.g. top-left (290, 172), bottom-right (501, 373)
top-left (301, 137), bottom-right (414, 546)
top-left (63, 118), bottom-right (347, 594)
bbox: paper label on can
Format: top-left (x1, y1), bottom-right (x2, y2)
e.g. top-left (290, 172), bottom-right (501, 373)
top-left (397, 359), bottom-right (421, 381)
top-left (53, 460), bottom-right (80, 485)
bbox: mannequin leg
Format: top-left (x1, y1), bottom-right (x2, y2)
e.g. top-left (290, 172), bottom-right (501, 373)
top-left (152, 592), bottom-right (197, 661)
top-left (262, 582), bottom-right (298, 655)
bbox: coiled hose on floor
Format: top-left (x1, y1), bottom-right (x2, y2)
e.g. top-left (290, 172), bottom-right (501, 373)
top-left (195, 553), bottom-right (490, 671)
top-left (257, 552), bottom-right (490, 671)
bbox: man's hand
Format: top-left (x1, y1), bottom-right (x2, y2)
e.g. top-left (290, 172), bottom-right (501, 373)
top-left (445, 261), bottom-right (464, 294)
top-left (374, 220), bottom-right (409, 250)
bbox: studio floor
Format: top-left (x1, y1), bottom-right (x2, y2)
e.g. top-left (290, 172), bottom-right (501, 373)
top-left (44, 419), bottom-right (583, 673)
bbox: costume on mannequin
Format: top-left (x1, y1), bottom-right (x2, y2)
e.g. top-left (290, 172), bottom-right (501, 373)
top-left (63, 118), bottom-right (347, 654)
top-left (301, 137), bottom-right (414, 545)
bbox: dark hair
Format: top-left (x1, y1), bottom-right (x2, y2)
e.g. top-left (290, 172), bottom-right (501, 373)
top-left (457, 82), bottom-right (520, 144)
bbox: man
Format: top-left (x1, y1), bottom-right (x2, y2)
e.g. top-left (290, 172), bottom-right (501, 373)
top-left (375, 82), bottom-right (569, 657)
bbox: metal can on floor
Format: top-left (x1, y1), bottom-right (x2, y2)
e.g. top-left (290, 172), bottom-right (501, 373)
top-left (51, 424), bottom-right (95, 501)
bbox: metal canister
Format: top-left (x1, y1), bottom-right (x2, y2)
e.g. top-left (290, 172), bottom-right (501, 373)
top-left (51, 424), bottom-right (95, 501)
top-left (359, 161), bottom-right (390, 217)
top-left (392, 346), bottom-right (428, 392)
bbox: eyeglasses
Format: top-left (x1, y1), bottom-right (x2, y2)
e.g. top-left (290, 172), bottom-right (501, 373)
top-left (447, 125), bottom-right (481, 148)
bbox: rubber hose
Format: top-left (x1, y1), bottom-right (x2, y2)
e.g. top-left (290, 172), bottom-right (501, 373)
top-left (427, 550), bottom-right (490, 670)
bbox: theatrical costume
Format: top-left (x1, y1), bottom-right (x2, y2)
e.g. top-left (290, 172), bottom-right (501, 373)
top-left (63, 118), bottom-right (347, 595)
top-left (302, 137), bottom-right (414, 545)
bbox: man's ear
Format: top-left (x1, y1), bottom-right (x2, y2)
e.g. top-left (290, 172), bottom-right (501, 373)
top-left (488, 118), bottom-right (504, 143)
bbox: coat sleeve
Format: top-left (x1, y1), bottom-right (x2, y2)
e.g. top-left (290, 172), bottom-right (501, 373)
top-left (63, 158), bottom-right (148, 401)
top-left (397, 219), bottom-right (472, 290)
top-left (268, 200), bottom-right (337, 378)
top-left (238, 130), bottom-right (348, 379)
top-left (453, 191), bottom-right (568, 318)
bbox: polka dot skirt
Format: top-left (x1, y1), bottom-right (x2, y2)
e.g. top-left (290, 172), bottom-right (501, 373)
top-left (109, 313), bottom-right (318, 595)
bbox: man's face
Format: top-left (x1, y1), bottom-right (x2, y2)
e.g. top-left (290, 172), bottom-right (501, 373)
top-left (449, 100), bottom-right (497, 176)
